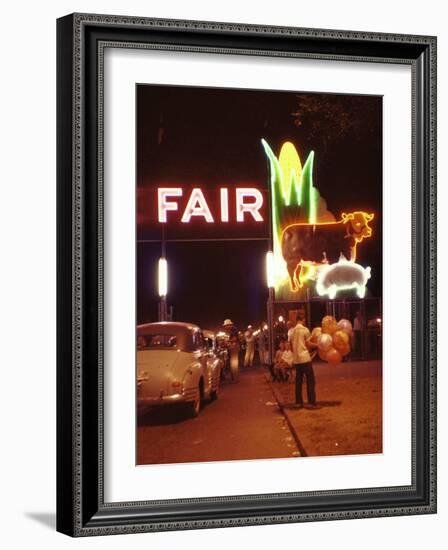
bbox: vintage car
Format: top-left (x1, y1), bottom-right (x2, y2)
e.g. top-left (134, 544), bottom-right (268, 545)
top-left (137, 322), bottom-right (223, 417)
top-left (202, 329), bottom-right (226, 373)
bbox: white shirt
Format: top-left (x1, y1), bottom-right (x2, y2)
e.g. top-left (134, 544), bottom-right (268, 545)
top-left (244, 331), bottom-right (255, 345)
top-left (289, 323), bottom-right (312, 364)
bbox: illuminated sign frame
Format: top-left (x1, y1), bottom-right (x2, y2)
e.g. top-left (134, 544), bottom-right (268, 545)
top-left (157, 187), bottom-right (265, 224)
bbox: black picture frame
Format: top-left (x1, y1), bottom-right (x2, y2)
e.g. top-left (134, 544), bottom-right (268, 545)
top-left (57, 13), bottom-right (437, 536)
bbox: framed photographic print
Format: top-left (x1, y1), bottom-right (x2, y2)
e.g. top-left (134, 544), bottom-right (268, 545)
top-left (56, 13), bottom-right (437, 536)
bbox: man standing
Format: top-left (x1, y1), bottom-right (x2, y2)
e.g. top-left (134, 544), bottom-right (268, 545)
top-left (223, 318), bottom-right (238, 338)
top-left (244, 325), bottom-right (255, 367)
top-left (257, 325), bottom-right (268, 365)
top-left (223, 319), bottom-right (240, 376)
top-left (289, 313), bottom-right (318, 408)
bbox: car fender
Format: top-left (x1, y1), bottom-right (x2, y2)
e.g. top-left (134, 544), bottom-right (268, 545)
top-left (208, 358), bottom-right (221, 391)
top-left (182, 361), bottom-right (203, 392)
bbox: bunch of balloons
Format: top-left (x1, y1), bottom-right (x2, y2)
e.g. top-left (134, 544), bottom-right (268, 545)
top-left (310, 316), bottom-right (353, 365)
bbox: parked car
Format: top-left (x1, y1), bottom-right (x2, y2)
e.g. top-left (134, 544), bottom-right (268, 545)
top-left (137, 322), bottom-right (222, 417)
top-left (203, 329), bottom-right (225, 380)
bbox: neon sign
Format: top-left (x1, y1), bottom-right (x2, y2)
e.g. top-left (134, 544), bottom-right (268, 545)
top-left (181, 188), bottom-right (214, 223)
top-left (157, 187), bottom-right (264, 223)
top-left (236, 188), bottom-right (264, 222)
top-left (158, 188), bottom-right (183, 223)
top-left (316, 256), bottom-right (372, 299)
top-left (281, 211), bottom-right (374, 290)
top-left (261, 140), bottom-right (322, 291)
top-left (262, 139), bottom-right (374, 295)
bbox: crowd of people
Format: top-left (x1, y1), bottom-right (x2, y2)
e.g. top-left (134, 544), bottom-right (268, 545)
top-left (219, 308), bottom-right (381, 409)
top-left (272, 340), bottom-right (294, 381)
top-left (220, 314), bottom-right (319, 408)
top-left (221, 319), bottom-right (269, 368)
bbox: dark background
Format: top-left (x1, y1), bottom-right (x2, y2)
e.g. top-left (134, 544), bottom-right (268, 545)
top-left (136, 84), bottom-right (382, 330)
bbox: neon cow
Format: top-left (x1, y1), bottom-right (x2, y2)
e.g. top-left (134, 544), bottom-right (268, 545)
top-left (281, 211), bottom-right (374, 291)
top-left (316, 256), bottom-right (372, 299)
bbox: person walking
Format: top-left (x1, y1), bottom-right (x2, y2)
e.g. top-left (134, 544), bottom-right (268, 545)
top-left (223, 318), bottom-right (238, 338)
top-left (243, 325), bottom-right (255, 367)
top-left (223, 319), bottom-right (240, 379)
top-left (289, 313), bottom-right (319, 408)
top-left (257, 326), bottom-right (268, 365)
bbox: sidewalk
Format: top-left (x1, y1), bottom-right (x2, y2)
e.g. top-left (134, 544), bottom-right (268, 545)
top-left (265, 360), bottom-right (382, 457)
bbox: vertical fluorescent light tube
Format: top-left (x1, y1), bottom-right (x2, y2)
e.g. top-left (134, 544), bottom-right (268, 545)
top-left (158, 258), bottom-right (168, 297)
top-left (266, 251), bottom-right (274, 288)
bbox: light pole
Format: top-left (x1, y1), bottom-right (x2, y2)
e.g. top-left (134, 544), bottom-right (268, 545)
top-left (266, 252), bottom-right (275, 367)
top-left (158, 257), bottom-right (168, 321)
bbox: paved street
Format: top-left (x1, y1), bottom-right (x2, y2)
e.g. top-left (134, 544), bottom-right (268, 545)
top-left (137, 360), bottom-right (383, 465)
top-left (137, 366), bottom-right (299, 465)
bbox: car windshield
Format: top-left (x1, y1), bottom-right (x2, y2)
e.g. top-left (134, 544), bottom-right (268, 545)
top-left (137, 334), bottom-right (177, 350)
top-left (137, 324), bottom-right (199, 352)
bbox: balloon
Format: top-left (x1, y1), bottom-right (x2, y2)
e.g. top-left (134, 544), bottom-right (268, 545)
top-left (318, 333), bottom-right (333, 352)
top-left (333, 330), bottom-right (349, 351)
top-left (318, 348), bottom-right (328, 361)
top-left (322, 315), bottom-right (338, 334)
top-left (310, 327), bottom-right (322, 343)
top-left (337, 341), bottom-right (350, 356)
top-left (326, 347), bottom-right (342, 365)
top-left (337, 318), bottom-right (353, 335)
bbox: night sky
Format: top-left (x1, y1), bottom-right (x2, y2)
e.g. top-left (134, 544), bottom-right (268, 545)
top-left (136, 84), bottom-right (382, 330)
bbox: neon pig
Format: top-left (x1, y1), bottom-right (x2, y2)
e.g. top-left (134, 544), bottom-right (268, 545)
top-left (157, 187), bottom-right (264, 223)
top-left (316, 256), bottom-right (372, 299)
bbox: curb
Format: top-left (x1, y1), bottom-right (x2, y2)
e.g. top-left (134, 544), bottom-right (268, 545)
top-left (264, 372), bottom-right (308, 457)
